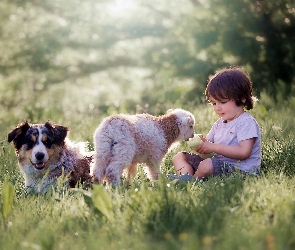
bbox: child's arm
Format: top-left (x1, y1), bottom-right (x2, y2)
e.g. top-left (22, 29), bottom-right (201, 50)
top-left (196, 138), bottom-right (256, 160)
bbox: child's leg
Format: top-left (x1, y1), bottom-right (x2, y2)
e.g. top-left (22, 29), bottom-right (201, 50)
top-left (172, 152), bottom-right (194, 176)
top-left (193, 158), bottom-right (214, 179)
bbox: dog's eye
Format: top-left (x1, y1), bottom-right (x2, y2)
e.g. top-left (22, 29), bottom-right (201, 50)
top-left (43, 139), bottom-right (52, 148)
top-left (24, 135), bottom-right (36, 150)
top-left (25, 139), bottom-right (35, 150)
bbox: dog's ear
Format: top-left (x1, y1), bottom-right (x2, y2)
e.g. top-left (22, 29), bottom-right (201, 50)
top-left (45, 121), bottom-right (69, 146)
top-left (7, 121), bottom-right (31, 152)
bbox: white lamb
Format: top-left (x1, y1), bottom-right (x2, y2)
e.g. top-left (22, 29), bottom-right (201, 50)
top-left (92, 108), bottom-right (195, 185)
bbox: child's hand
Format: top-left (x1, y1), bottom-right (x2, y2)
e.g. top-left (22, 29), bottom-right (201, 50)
top-left (198, 134), bottom-right (206, 142)
top-left (196, 140), bottom-right (213, 154)
top-left (196, 137), bottom-right (215, 159)
top-left (187, 134), bottom-right (214, 158)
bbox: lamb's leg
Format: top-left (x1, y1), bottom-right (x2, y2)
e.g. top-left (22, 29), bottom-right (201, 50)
top-left (105, 144), bottom-right (135, 185)
top-left (92, 131), bottom-right (113, 184)
top-left (105, 159), bottom-right (133, 185)
top-left (125, 163), bottom-right (138, 184)
top-left (94, 123), bottom-right (136, 185)
top-left (144, 161), bottom-right (161, 180)
top-left (92, 154), bottom-right (107, 184)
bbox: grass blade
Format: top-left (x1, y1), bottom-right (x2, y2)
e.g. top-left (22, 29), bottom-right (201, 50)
top-left (2, 176), bottom-right (15, 219)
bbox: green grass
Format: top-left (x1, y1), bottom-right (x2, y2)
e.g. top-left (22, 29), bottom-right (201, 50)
top-left (1, 98), bottom-right (295, 249)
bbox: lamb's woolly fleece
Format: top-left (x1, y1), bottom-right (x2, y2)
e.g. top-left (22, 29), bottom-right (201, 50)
top-left (92, 108), bottom-right (195, 185)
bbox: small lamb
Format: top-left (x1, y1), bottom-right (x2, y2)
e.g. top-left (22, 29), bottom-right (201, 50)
top-left (92, 108), bottom-right (195, 185)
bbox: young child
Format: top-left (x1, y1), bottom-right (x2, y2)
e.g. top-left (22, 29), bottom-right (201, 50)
top-left (172, 67), bottom-right (261, 180)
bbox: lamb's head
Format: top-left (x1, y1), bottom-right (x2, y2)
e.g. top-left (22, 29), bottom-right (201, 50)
top-left (167, 109), bottom-right (195, 141)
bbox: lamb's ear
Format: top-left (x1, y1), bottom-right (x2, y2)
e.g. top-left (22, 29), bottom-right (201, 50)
top-left (166, 109), bottom-right (174, 114)
top-left (178, 113), bottom-right (195, 127)
top-left (45, 121), bottom-right (69, 146)
top-left (7, 121), bottom-right (31, 152)
top-left (178, 116), bottom-right (190, 126)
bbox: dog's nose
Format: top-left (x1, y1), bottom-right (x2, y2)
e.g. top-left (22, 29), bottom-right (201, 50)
top-left (35, 152), bottom-right (45, 161)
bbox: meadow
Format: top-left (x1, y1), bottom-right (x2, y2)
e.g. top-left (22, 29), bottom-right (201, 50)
top-left (1, 94), bottom-right (295, 250)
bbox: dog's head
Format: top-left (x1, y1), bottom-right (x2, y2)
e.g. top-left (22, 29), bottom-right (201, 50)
top-left (8, 121), bottom-right (69, 170)
top-left (167, 109), bottom-right (195, 140)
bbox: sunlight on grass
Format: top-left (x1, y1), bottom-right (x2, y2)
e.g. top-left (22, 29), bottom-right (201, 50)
top-left (1, 97), bottom-right (295, 249)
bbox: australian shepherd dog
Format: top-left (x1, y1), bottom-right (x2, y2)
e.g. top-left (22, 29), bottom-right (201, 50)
top-left (8, 121), bottom-right (92, 193)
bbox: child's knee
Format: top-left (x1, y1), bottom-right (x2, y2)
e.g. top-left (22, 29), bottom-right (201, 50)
top-left (173, 152), bottom-right (186, 164)
top-left (198, 159), bottom-right (214, 175)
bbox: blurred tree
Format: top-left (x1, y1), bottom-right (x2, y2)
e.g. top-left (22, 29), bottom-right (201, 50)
top-left (0, 0), bottom-right (294, 121)
top-left (203, 0), bottom-right (295, 99)
top-left (142, 0), bottom-right (295, 100)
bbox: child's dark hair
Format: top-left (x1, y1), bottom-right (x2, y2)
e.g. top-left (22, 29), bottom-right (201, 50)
top-left (205, 67), bottom-right (256, 110)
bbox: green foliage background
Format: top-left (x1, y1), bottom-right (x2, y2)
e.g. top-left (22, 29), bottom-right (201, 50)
top-left (1, 0), bottom-right (295, 124)
top-left (1, 0), bottom-right (295, 249)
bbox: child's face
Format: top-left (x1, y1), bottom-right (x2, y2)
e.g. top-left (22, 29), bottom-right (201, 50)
top-left (209, 96), bottom-right (244, 122)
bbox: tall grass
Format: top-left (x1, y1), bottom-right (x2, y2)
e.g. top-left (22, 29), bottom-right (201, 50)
top-left (1, 96), bottom-right (295, 249)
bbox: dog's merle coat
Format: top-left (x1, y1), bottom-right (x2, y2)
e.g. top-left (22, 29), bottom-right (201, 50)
top-left (8, 121), bottom-right (92, 193)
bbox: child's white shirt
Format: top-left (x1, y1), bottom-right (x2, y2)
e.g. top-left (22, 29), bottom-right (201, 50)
top-left (206, 112), bottom-right (261, 173)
